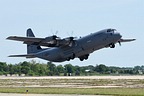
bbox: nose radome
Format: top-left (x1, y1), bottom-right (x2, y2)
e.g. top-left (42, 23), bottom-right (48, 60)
top-left (115, 32), bottom-right (122, 38)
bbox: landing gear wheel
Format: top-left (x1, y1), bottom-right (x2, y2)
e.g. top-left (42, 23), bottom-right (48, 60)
top-left (67, 58), bottom-right (70, 61)
top-left (67, 53), bottom-right (75, 61)
top-left (79, 54), bottom-right (89, 61)
top-left (80, 58), bottom-right (84, 61)
top-left (85, 54), bottom-right (89, 60)
top-left (71, 53), bottom-right (75, 59)
top-left (110, 43), bottom-right (115, 48)
top-left (112, 44), bottom-right (115, 48)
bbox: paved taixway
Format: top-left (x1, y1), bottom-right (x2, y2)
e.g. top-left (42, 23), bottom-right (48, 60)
top-left (1, 76), bottom-right (144, 80)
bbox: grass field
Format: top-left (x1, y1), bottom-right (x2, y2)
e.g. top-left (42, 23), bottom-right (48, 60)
top-left (0, 87), bottom-right (144, 96)
top-left (0, 76), bottom-right (144, 96)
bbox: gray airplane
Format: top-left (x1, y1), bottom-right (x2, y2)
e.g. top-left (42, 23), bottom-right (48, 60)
top-left (7, 28), bottom-right (135, 62)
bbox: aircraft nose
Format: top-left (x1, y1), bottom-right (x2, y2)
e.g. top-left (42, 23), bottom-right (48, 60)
top-left (115, 32), bottom-right (122, 39)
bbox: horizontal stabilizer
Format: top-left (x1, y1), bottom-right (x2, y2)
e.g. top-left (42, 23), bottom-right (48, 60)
top-left (8, 54), bottom-right (35, 58)
top-left (119, 39), bottom-right (136, 42)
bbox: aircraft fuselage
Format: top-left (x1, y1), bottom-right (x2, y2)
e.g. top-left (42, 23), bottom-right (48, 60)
top-left (35, 29), bottom-right (122, 62)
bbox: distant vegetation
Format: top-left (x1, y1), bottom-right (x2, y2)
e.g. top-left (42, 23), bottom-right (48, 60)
top-left (0, 61), bottom-right (144, 76)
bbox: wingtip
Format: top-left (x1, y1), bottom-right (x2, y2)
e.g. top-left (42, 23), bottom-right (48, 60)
top-left (8, 55), bottom-right (17, 57)
top-left (6, 36), bottom-right (12, 40)
top-left (8, 55), bottom-right (20, 57)
top-left (6, 37), bottom-right (10, 40)
top-left (6, 36), bottom-right (17, 40)
top-left (8, 55), bottom-right (14, 57)
top-left (130, 39), bottom-right (136, 41)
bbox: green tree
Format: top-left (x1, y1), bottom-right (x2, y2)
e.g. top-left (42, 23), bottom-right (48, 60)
top-left (74, 65), bottom-right (80, 76)
top-left (38, 64), bottom-right (48, 76)
top-left (20, 61), bottom-right (30, 75)
top-left (8, 64), bottom-right (15, 75)
top-left (0, 62), bottom-right (8, 74)
top-left (95, 64), bottom-right (108, 74)
top-left (15, 64), bottom-right (22, 75)
top-left (47, 62), bottom-right (57, 76)
top-left (31, 63), bottom-right (40, 75)
top-left (64, 64), bottom-right (74, 76)
top-left (57, 65), bottom-right (64, 73)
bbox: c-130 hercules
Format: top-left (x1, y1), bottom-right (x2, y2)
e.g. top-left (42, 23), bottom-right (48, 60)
top-left (7, 28), bottom-right (135, 62)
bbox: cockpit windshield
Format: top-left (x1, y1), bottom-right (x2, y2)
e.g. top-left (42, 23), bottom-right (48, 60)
top-left (107, 29), bottom-right (117, 33)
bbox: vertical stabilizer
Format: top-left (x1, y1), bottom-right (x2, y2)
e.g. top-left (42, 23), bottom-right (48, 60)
top-left (27, 28), bottom-right (35, 37)
top-left (27, 28), bottom-right (42, 54)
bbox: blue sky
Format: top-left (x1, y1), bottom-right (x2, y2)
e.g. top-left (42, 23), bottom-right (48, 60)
top-left (0, 0), bottom-right (143, 67)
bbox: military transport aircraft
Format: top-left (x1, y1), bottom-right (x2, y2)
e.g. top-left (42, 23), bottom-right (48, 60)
top-left (7, 28), bottom-right (135, 62)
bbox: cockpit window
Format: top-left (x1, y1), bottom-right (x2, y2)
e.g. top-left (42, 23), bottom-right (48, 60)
top-left (107, 29), bottom-right (116, 33)
top-left (107, 29), bottom-right (111, 32)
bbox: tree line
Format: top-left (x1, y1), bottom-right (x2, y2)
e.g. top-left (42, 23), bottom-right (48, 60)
top-left (0, 61), bottom-right (144, 76)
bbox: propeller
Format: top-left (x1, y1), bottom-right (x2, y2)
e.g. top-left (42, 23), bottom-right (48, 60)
top-left (44, 30), bottom-right (60, 44)
top-left (52, 35), bottom-right (59, 40)
top-left (66, 37), bottom-right (77, 47)
top-left (70, 33), bottom-right (77, 46)
top-left (67, 31), bottom-right (77, 40)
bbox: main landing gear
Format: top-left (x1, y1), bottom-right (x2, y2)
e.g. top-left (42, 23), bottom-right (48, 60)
top-left (79, 54), bottom-right (89, 61)
top-left (66, 53), bottom-right (75, 61)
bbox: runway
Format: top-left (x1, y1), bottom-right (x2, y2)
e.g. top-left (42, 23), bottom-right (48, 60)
top-left (1, 76), bottom-right (144, 80)
top-left (0, 76), bottom-right (144, 88)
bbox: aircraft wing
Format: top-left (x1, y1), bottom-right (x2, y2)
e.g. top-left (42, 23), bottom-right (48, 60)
top-left (7, 36), bottom-right (60, 46)
top-left (7, 36), bottom-right (75, 47)
top-left (119, 38), bottom-right (136, 42)
top-left (7, 36), bottom-right (44, 42)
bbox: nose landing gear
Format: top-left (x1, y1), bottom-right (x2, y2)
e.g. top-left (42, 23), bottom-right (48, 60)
top-left (109, 43), bottom-right (115, 48)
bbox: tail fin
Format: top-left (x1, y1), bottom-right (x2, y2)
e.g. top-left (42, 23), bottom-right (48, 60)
top-left (27, 28), bottom-right (42, 54)
top-left (27, 28), bottom-right (35, 37)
